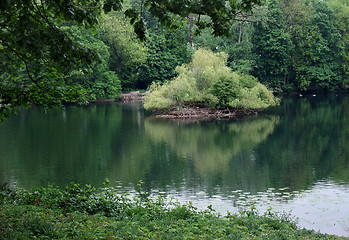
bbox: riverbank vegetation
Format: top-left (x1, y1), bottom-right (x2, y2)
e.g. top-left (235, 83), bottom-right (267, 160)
top-left (0, 182), bottom-right (344, 239)
top-left (1, 0), bottom-right (349, 120)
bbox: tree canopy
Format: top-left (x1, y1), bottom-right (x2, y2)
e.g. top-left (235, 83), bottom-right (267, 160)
top-left (0, 0), bottom-right (264, 120)
top-left (1, 0), bottom-right (349, 120)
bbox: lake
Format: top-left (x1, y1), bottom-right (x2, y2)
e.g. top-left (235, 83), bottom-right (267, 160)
top-left (0, 94), bottom-right (349, 237)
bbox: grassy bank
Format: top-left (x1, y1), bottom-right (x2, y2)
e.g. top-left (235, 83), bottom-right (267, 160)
top-left (0, 182), bottom-right (345, 239)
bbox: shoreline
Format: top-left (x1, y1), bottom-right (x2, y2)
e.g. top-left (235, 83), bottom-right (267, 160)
top-left (152, 107), bottom-right (261, 120)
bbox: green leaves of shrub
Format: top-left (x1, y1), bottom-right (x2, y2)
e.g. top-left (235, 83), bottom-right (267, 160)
top-left (144, 49), bottom-right (279, 110)
top-left (212, 75), bottom-right (239, 108)
top-left (1, 183), bottom-right (342, 239)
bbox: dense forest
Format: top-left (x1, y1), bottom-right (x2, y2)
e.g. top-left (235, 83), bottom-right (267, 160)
top-left (1, 0), bottom-right (349, 111)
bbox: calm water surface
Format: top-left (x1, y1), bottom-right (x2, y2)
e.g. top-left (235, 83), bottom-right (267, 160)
top-left (0, 95), bottom-right (349, 236)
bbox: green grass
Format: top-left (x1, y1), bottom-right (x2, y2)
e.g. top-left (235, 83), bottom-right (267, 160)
top-left (0, 182), bottom-right (345, 239)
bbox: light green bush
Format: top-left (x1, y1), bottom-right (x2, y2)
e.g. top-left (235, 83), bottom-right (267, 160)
top-left (144, 48), bottom-right (279, 110)
top-left (231, 82), bottom-right (279, 109)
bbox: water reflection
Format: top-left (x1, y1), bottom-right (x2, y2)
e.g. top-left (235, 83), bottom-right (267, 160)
top-left (145, 116), bottom-right (279, 175)
top-left (256, 95), bottom-right (349, 189)
top-left (164, 179), bottom-right (349, 237)
top-left (0, 96), bottom-right (348, 192)
top-left (0, 103), bottom-right (124, 187)
top-left (142, 116), bottom-right (283, 195)
top-left (0, 95), bottom-right (349, 236)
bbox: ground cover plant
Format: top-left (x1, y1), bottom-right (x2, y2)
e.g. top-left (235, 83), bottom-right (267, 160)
top-left (0, 181), bottom-right (345, 239)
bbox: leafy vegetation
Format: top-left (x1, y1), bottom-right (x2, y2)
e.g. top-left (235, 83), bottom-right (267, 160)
top-left (62, 25), bottom-right (122, 101)
top-left (327, 0), bottom-right (349, 87)
top-left (252, 0), bottom-right (293, 91)
top-left (99, 11), bottom-right (148, 89)
top-left (2, 0), bottom-right (349, 120)
top-left (144, 49), bottom-right (279, 110)
top-left (0, 182), bottom-right (344, 239)
top-left (279, 0), bottom-right (344, 91)
top-left (0, 0), bottom-right (265, 120)
top-left (135, 26), bottom-right (191, 89)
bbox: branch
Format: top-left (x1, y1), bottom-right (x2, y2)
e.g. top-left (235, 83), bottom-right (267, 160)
top-left (0, 38), bottom-right (39, 86)
top-left (0, 37), bottom-right (56, 101)
top-left (230, 12), bottom-right (269, 23)
top-left (232, 18), bottom-right (268, 23)
top-left (0, 23), bottom-right (11, 30)
top-left (140, 0), bottom-right (144, 16)
top-left (40, 0), bottom-right (49, 23)
top-left (76, 4), bottom-right (103, 9)
top-left (26, 7), bottom-right (46, 28)
top-left (172, 30), bottom-right (205, 49)
top-left (31, 0), bottom-right (58, 31)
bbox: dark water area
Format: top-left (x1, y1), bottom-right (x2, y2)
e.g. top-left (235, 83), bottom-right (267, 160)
top-left (0, 94), bottom-right (349, 236)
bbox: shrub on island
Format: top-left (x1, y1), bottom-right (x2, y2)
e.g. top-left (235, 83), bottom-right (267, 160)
top-left (144, 49), bottom-right (279, 111)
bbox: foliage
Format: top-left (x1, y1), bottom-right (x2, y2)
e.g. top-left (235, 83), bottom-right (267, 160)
top-left (63, 25), bottom-right (121, 100)
top-left (0, 0), bottom-right (121, 120)
top-left (193, 20), bottom-right (257, 74)
top-left (144, 49), bottom-right (279, 110)
top-left (308, 1), bottom-right (343, 90)
top-left (327, 0), bottom-right (349, 87)
top-left (136, 26), bottom-right (191, 89)
top-left (125, 0), bottom-right (264, 38)
top-left (252, 0), bottom-right (294, 91)
top-left (128, 0), bottom-right (191, 89)
top-left (1, 0), bottom-right (349, 122)
top-left (0, 183), bottom-right (344, 239)
top-left (0, 0), bottom-right (264, 121)
top-left (227, 23), bottom-right (257, 74)
top-left (281, 0), bottom-right (343, 91)
top-left (100, 11), bottom-right (148, 89)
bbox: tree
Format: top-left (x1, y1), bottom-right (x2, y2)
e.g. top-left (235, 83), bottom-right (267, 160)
top-left (327, 0), bottom-right (349, 87)
top-left (0, 0), bottom-right (264, 120)
top-left (62, 25), bottom-right (121, 100)
top-left (100, 12), bottom-right (148, 89)
top-left (0, 0), bottom-right (122, 120)
top-left (308, 0), bottom-right (342, 90)
top-left (281, 0), bottom-right (317, 90)
top-left (193, 20), bottom-right (256, 74)
top-left (281, 0), bottom-right (342, 91)
top-left (136, 26), bottom-right (191, 89)
top-left (227, 23), bottom-right (256, 74)
top-left (252, 0), bottom-right (293, 91)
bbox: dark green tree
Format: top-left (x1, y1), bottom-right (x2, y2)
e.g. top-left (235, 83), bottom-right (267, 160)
top-left (129, 0), bottom-right (191, 88)
top-left (63, 25), bottom-right (121, 100)
top-left (99, 12), bottom-right (148, 89)
top-left (307, 0), bottom-right (342, 90)
top-left (281, 0), bottom-right (343, 91)
top-left (0, 0), bottom-right (123, 120)
top-left (227, 23), bottom-right (256, 74)
top-left (136, 26), bottom-right (191, 88)
top-left (280, 0), bottom-right (316, 90)
top-left (327, 0), bottom-right (349, 88)
top-left (0, 0), bottom-right (265, 120)
top-left (252, 0), bottom-right (293, 91)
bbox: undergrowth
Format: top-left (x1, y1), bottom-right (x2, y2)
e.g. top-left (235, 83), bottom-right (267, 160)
top-left (0, 181), bottom-right (344, 239)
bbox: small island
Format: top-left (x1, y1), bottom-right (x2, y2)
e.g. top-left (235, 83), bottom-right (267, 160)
top-left (144, 49), bottom-right (279, 120)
